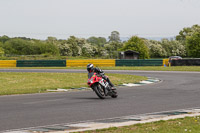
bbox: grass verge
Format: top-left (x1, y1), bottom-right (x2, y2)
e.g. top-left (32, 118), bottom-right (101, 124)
top-left (0, 66), bottom-right (200, 71)
top-left (101, 66), bottom-right (200, 71)
top-left (0, 72), bottom-right (146, 95)
top-left (75, 116), bottom-right (200, 133)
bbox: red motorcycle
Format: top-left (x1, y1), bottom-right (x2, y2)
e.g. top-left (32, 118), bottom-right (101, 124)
top-left (87, 72), bottom-right (118, 99)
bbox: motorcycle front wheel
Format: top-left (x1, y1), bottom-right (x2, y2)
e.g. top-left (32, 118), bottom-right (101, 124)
top-left (111, 89), bottom-right (118, 98)
top-left (93, 84), bottom-right (106, 99)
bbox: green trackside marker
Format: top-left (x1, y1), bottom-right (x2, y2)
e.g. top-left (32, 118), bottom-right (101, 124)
top-left (123, 118), bottom-right (143, 121)
top-left (28, 128), bottom-right (50, 132)
top-left (95, 118), bottom-right (133, 123)
top-left (146, 79), bottom-right (157, 82)
top-left (44, 126), bottom-right (77, 131)
top-left (134, 82), bottom-right (146, 85)
top-left (29, 126), bottom-right (79, 132)
top-left (158, 111), bottom-right (188, 116)
top-left (71, 87), bottom-right (88, 90)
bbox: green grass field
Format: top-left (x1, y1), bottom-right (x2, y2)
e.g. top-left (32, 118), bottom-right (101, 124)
top-left (75, 116), bottom-right (200, 133)
top-left (0, 72), bottom-right (146, 95)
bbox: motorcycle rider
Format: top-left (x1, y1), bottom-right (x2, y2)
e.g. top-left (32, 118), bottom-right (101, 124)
top-left (87, 63), bottom-right (116, 90)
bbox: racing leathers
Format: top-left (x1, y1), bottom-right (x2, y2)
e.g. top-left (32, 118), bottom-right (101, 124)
top-left (88, 67), bottom-right (115, 89)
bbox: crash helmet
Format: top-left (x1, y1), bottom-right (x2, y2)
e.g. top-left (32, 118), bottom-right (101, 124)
top-left (87, 63), bottom-right (94, 72)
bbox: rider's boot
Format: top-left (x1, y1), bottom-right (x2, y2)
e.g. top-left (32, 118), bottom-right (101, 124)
top-left (111, 87), bottom-right (116, 90)
top-left (107, 90), bottom-right (112, 96)
top-left (106, 86), bottom-right (116, 96)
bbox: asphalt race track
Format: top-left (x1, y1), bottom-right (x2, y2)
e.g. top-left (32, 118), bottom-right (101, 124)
top-left (0, 69), bottom-right (200, 131)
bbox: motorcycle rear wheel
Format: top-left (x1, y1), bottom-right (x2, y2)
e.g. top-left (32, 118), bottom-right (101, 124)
top-left (93, 84), bottom-right (106, 99)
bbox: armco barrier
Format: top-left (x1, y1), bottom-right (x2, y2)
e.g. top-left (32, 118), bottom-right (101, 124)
top-left (17, 60), bottom-right (66, 67)
top-left (67, 59), bottom-right (115, 67)
top-left (0, 60), bottom-right (16, 67)
top-left (171, 59), bottom-right (200, 66)
top-left (116, 59), bottom-right (163, 66)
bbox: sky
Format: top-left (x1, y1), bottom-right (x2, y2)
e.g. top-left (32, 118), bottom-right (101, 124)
top-left (0, 0), bottom-right (200, 40)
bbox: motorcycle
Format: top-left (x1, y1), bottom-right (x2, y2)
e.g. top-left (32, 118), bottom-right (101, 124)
top-left (87, 72), bottom-right (118, 99)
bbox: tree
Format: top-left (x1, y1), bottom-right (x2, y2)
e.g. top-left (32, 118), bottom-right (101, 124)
top-left (46, 36), bottom-right (57, 44)
top-left (87, 37), bottom-right (107, 57)
top-left (150, 43), bottom-right (167, 58)
top-left (176, 24), bottom-right (200, 57)
top-left (87, 36), bottom-right (106, 46)
top-left (56, 36), bottom-right (93, 57)
top-left (14, 37), bottom-right (31, 41)
top-left (2, 38), bottom-right (59, 55)
top-left (2, 38), bottom-right (32, 55)
top-left (0, 47), bottom-right (4, 56)
top-left (109, 31), bottom-right (121, 42)
top-left (60, 36), bottom-right (105, 57)
top-left (161, 39), bottom-right (186, 57)
top-left (170, 40), bottom-right (186, 57)
top-left (186, 31), bottom-right (200, 57)
top-left (39, 42), bottom-right (59, 55)
top-left (144, 40), bottom-right (167, 58)
top-left (81, 43), bottom-right (97, 57)
top-left (176, 24), bottom-right (200, 42)
top-left (0, 35), bottom-right (10, 43)
top-left (57, 41), bottom-right (72, 56)
top-left (105, 41), bottom-right (123, 58)
top-left (66, 36), bottom-right (81, 56)
top-left (120, 36), bottom-right (150, 59)
top-left (0, 42), bottom-right (4, 56)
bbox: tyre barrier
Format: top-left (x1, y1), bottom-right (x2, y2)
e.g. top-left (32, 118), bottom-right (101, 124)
top-left (17, 60), bottom-right (66, 67)
top-left (66, 59), bottom-right (115, 67)
top-left (0, 59), bottom-right (171, 67)
top-left (171, 59), bottom-right (200, 66)
top-left (116, 59), bottom-right (163, 66)
top-left (0, 60), bottom-right (16, 67)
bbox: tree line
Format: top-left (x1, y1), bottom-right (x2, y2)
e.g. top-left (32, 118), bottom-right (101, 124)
top-left (0, 24), bottom-right (200, 59)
